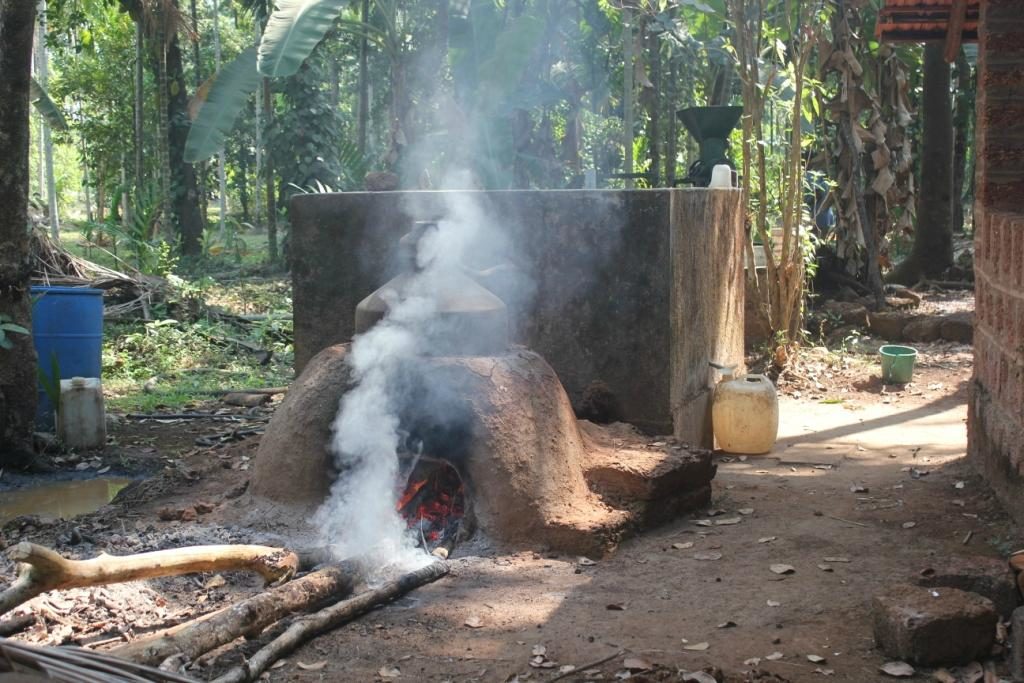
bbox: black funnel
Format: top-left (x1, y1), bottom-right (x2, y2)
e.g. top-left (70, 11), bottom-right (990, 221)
top-left (677, 105), bottom-right (743, 186)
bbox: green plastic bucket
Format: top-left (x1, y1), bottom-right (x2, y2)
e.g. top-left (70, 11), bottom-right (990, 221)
top-left (880, 345), bottom-right (918, 384)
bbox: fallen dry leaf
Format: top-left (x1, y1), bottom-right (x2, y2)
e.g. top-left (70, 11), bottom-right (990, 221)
top-left (694, 520), bottom-right (713, 527)
top-left (606, 603), bottom-right (626, 611)
top-left (623, 657), bottom-right (652, 671)
top-left (770, 564), bottom-right (795, 575)
top-left (578, 556), bottom-right (596, 566)
top-left (817, 564), bottom-right (834, 572)
top-left (558, 665), bottom-right (576, 674)
top-left (738, 508), bottom-right (754, 515)
top-left (902, 521), bottom-right (917, 529)
top-left (744, 657), bottom-right (761, 666)
top-left (692, 551), bottom-right (722, 561)
top-left (532, 645), bottom-right (546, 656)
top-left (681, 672), bottom-right (717, 683)
top-left (807, 654), bottom-right (826, 663)
top-left (714, 516), bottom-right (742, 526)
top-left (932, 669), bottom-right (956, 683)
top-left (758, 536), bottom-right (777, 544)
top-left (765, 652), bottom-right (783, 661)
top-left (270, 660), bottom-right (287, 670)
top-left (766, 600), bottom-right (781, 607)
top-left (464, 615), bottom-right (484, 628)
top-left (823, 557), bottom-right (850, 563)
top-left (814, 668), bottom-right (835, 676)
top-left (297, 660), bottom-right (327, 671)
top-left (879, 661), bottom-right (915, 677)
top-left (378, 666), bottom-right (401, 678)
top-left (717, 621), bottom-right (737, 628)
top-left (672, 542), bottom-right (694, 550)
top-left (682, 642), bottom-right (709, 651)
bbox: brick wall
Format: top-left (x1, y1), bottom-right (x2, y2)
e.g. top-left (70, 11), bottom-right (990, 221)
top-left (968, 0), bottom-right (1024, 521)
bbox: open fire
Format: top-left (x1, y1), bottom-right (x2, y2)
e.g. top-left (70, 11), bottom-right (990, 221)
top-left (396, 457), bottom-right (466, 553)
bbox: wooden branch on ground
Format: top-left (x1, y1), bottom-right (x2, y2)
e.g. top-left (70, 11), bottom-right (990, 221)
top-left (211, 560), bottom-right (449, 683)
top-left (214, 387), bottom-right (288, 396)
top-left (110, 560), bottom-right (358, 667)
top-left (0, 543), bottom-right (299, 616)
top-left (126, 412), bottom-right (246, 420)
top-left (0, 613), bottom-right (35, 637)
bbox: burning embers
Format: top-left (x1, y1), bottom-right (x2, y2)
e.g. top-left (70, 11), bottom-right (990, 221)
top-left (396, 456), bottom-right (466, 555)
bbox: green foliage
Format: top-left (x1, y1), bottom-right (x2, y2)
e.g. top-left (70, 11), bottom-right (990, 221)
top-left (267, 41), bottom-right (344, 202)
top-left (185, 47), bottom-right (262, 163)
top-left (0, 314), bottom-right (30, 351)
top-left (104, 183), bottom-right (177, 273)
top-left (102, 278), bottom-right (293, 412)
top-left (258, 0), bottom-right (352, 77)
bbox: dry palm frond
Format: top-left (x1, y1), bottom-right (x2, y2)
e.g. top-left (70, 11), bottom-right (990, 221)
top-left (0, 637), bottom-right (197, 682)
top-left (30, 226), bottom-right (139, 290)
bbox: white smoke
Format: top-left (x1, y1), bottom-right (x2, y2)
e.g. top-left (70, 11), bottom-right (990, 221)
top-left (313, 172), bottom-right (489, 572)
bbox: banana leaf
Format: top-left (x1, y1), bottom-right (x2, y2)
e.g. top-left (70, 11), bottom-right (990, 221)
top-left (258, 0), bottom-right (351, 78)
top-left (184, 47), bottom-right (261, 163)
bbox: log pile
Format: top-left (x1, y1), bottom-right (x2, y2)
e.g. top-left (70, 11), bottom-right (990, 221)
top-left (0, 542), bottom-right (449, 681)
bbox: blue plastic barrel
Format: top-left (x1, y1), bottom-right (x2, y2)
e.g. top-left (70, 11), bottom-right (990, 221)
top-left (31, 286), bottom-right (104, 428)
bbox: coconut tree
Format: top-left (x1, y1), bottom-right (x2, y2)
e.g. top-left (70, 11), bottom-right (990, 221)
top-left (0, 0), bottom-right (39, 465)
top-left (889, 42), bottom-right (954, 284)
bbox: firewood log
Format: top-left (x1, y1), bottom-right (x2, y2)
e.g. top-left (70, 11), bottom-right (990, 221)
top-left (0, 543), bottom-right (299, 616)
top-left (110, 560), bottom-right (357, 667)
top-left (211, 560), bottom-right (449, 683)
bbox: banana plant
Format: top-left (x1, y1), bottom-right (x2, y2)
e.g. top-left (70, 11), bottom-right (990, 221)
top-left (185, 0), bottom-right (351, 163)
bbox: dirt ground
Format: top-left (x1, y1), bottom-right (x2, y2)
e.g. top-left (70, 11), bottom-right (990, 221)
top-left (2, 298), bottom-right (1019, 682)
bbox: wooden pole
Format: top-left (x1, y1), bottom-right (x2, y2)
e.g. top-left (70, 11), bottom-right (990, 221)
top-left (212, 561), bottom-right (449, 683)
top-left (0, 543), bottom-right (299, 616)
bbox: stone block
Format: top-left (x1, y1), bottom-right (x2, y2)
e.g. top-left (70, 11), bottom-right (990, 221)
top-left (916, 555), bottom-right (1019, 618)
top-left (940, 312), bottom-right (975, 344)
top-left (868, 311), bottom-right (911, 341)
top-left (822, 301), bottom-right (869, 327)
top-left (904, 317), bottom-right (944, 343)
top-left (872, 585), bottom-right (998, 666)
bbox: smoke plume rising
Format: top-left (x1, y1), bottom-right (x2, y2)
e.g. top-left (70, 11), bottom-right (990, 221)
top-left (313, 173), bottom-right (498, 571)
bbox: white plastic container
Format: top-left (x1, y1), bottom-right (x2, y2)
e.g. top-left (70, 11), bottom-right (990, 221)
top-left (711, 367), bottom-right (778, 455)
top-left (709, 164), bottom-right (734, 188)
top-left (57, 377), bottom-right (107, 450)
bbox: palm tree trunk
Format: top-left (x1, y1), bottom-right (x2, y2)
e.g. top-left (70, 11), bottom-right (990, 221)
top-left (189, 0), bottom-right (209, 229)
top-left (134, 13), bottom-right (144, 201)
top-left (0, 0), bottom-right (40, 465)
top-left (622, 7), bottom-right (634, 189)
top-left (154, 11), bottom-right (173, 237)
top-left (889, 42), bottom-right (954, 283)
top-left (36, 0), bottom-right (59, 239)
top-left (253, 21), bottom-right (262, 229)
top-left (357, 0), bottom-right (369, 157)
top-left (263, 77), bottom-right (278, 263)
top-left (213, 0), bottom-right (228, 236)
top-left (165, 10), bottom-right (204, 255)
top-left (952, 48), bottom-right (973, 234)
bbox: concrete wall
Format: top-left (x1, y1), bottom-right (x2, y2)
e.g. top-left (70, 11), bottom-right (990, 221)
top-left (968, 0), bottom-right (1024, 522)
top-left (289, 189), bottom-right (744, 441)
